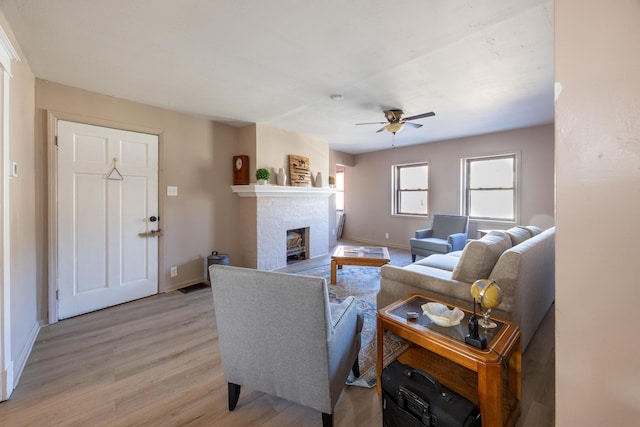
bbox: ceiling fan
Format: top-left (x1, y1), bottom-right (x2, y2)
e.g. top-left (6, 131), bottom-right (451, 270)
top-left (356, 109), bottom-right (435, 134)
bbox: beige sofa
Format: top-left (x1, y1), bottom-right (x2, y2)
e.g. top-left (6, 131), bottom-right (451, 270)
top-left (378, 226), bottom-right (555, 350)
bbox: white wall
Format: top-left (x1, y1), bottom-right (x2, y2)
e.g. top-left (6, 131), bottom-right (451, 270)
top-left (555, 0), bottom-right (640, 424)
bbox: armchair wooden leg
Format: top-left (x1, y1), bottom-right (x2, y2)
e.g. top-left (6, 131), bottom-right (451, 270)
top-left (322, 412), bottom-right (333, 427)
top-left (352, 357), bottom-right (360, 378)
top-left (228, 382), bottom-right (241, 411)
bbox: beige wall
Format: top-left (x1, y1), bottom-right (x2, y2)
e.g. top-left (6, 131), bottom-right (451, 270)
top-left (0, 10), bottom-right (38, 390)
top-left (34, 81), bottom-right (243, 318)
top-left (343, 125), bottom-right (555, 248)
top-left (330, 149), bottom-right (355, 170)
top-left (255, 123), bottom-right (329, 185)
top-left (556, 0), bottom-right (640, 424)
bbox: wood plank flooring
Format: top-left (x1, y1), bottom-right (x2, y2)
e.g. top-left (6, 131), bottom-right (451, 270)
top-left (0, 242), bottom-right (554, 426)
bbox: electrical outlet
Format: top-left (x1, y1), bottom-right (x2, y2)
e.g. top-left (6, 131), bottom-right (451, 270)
top-left (170, 266), bottom-right (178, 277)
top-left (385, 233), bottom-right (389, 239)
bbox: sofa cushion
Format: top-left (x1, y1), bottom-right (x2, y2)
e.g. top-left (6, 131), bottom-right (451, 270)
top-left (403, 264), bottom-right (454, 280)
top-left (416, 254), bottom-right (460, 272)
top-left (452, 231), bottom-right (512, 283)
top-left (505, 226), bottom-right (531, 246)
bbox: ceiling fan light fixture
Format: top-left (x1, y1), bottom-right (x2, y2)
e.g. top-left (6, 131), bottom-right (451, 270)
top-left (385, 122), bottom-right (404, 134)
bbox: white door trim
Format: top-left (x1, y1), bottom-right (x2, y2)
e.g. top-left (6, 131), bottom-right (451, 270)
top-left (0, 25), bottom-right (19, 401)
top-left (46, 112), bottom-right (163, 324)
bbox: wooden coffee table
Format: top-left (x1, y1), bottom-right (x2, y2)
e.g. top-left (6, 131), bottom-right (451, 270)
top-left (330, 246), bottom-right (390, 284)
top-left (377, 293), bottom-right (521, 427)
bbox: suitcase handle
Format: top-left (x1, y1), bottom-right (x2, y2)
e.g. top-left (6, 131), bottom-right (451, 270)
top-left (404, 367), bottom-right (453, 402)
top-left (397, 386), bottom-right (432, 426)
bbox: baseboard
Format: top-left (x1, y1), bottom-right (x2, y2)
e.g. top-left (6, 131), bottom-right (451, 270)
top-left (164, 277), bottom-right (207, 293)
top-left (1, 361), bottom-right (13, 401)
top-left (340, 236), bottom-right (410, 251)
top-left (13, 320), bottom-right (41, 390)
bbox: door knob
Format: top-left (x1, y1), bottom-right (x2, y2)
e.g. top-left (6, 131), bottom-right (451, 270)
top-left (138, 229), bottom-right (163, 238)
top-left (149, 216), bottom-right (158, 222)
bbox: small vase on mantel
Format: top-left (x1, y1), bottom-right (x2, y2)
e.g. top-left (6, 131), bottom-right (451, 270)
top-left (277, 168), bottom-right (287, 186)
top-left (315, 171), bottom-right (323, 188)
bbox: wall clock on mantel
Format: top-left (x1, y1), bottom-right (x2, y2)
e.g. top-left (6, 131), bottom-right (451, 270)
top-left (233, 155), bottom-right (249, 185)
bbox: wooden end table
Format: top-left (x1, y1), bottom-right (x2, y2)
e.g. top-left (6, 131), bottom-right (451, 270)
top-left (377, 294), bottom-right (521, 427)
top-left (330, 246), bottom-right (390, 284)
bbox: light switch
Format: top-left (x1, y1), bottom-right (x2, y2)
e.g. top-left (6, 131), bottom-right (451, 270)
top-left (167, 186), bottom-right (178, 196)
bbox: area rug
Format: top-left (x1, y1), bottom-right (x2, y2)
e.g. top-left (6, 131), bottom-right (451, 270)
top-left (295, 263), bottom-right (410, 388)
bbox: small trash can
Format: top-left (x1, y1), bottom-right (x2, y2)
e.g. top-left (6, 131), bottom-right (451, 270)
top-left (207, 251), bottom-right (229, 282)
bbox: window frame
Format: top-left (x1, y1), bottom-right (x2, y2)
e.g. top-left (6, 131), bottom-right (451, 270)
top-left (392, 162), bottom-right (429, 217)
top-left (461, 153), bottom-right (518, 223)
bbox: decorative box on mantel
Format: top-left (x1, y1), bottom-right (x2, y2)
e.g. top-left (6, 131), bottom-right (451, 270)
top-left (231, 184), bottom-right (336, 198)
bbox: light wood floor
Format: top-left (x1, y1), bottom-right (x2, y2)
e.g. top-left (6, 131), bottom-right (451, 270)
top-left (0, 242), bottom-right (554, 426)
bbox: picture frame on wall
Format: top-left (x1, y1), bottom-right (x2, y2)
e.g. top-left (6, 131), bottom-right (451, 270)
top-left (289, 154), bottom-right (311, 187)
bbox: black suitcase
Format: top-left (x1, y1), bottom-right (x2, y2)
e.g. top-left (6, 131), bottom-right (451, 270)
top-left (382, 360), bottom-right (481, 427)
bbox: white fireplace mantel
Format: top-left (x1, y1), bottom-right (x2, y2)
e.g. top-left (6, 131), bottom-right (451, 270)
top-left (231, 184), bottom-right (337, 198)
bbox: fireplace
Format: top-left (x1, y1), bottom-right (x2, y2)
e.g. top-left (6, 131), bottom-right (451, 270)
top-left (287, 227), bottom-right (309, 264)
top-left (231, 185), bottom-right (336, 270)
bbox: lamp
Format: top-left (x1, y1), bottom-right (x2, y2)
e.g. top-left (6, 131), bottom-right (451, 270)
top-left (385, 122), bottom-right (404, 134)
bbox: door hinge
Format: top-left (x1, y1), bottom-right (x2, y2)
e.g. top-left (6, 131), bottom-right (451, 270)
top-left (56, 289), bottom-right (59, 300)
top-left (55, 135), bottom-right (58, 147)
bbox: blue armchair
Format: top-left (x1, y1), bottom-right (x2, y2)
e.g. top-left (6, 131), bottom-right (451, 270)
top-left (409, 214), bottom-right (469, 262)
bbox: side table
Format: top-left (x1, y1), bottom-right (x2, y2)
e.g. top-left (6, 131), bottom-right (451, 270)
top-left (377, 293), bottom-right (521, 427)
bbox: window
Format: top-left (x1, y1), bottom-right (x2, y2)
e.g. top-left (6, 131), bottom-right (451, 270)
top-left (393, 163), bottom-right (428, 215)
top-left (463, 154), bottom-right (516, 221)
top-left (335, 169), bottom-right (344, 211)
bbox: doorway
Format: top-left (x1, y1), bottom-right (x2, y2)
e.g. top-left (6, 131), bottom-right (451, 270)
top-left (56, 120), bottom-right (159, 319)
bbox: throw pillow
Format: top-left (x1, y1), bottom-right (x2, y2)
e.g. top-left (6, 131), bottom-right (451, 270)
top-left (452, 231), bottom-right (512, 283)
top-left (506, 227), bottom-right (531, 246)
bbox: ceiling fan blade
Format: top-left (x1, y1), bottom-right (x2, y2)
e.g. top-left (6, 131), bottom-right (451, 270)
top-left (404, 122), bottom-right (423, 128)
top-left (403, 111), bottom-right (435, 121)
top-left (356, 121), bottom-right (388, 125)
top-left (376, 126), bottom-right (386, 133)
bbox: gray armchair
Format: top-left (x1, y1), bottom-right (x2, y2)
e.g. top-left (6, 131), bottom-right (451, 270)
top-left (209, 265), bottom-right (362, 427)
top-left (409, 214), bottom-right (469, 262)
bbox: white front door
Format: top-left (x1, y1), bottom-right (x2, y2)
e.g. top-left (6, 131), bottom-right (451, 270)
top-left (57, 120), bottom-right (159, 319)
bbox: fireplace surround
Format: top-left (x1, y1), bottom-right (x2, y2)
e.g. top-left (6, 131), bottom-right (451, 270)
top-left (231, 185), bottom-right (336, 270)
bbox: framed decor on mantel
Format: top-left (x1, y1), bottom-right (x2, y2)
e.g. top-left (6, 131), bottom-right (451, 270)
top-left (289, 154), bottom-right (312, 187)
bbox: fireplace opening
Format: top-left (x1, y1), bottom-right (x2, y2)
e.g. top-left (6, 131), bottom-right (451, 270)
top-left (287, 227), bottom-right (309, 264)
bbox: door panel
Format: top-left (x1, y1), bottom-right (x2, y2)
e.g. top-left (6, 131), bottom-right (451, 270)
top-left (57, 120), bottom-right (159, 319)
top-left (75, 173), bottom-right (107, 293)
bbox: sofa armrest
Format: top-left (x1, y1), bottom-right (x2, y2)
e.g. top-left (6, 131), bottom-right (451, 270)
top-left (378, 264), bottom-right (472, 311)
top-left (378, 264), bottom-right (511, 323)
top-left (448, 232), bottom-right (467, 251)
top-left (327, 296), bottom-right (360, 391)
top-left (415, 228), bottom-right (433, 239)
top-left (329, 296), bottom-right (357, 330)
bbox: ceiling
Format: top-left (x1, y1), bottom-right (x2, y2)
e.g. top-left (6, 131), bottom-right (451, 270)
top-left (0, 0), bottom-right (554, 154)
